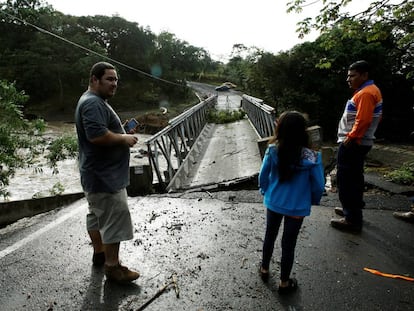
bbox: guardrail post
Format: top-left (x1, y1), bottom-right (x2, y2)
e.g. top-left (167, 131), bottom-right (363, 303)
top-left (127, 165), bottom-right (153, 196)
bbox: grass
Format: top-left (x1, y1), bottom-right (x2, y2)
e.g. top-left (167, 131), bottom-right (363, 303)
top-left (385, 161), bottom-right (414, 186)
top-left (207, 109), bottom-right (246, 124)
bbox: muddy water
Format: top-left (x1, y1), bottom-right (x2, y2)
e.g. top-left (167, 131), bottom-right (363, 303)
top-left (3, 122), bottom-right (152, 202)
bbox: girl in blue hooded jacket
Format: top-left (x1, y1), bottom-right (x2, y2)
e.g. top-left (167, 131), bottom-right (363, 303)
top-left (259, 111), bottom-right (325, 294)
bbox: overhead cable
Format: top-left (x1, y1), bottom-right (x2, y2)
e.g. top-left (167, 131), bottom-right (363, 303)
top-left (0, 10), bottom-right (184, 87)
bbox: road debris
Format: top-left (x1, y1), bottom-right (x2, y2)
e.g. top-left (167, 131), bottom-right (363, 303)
top-left (364, 267), bottom-right (414, 282)
top-left (136, 274), bottom-right (180, 311)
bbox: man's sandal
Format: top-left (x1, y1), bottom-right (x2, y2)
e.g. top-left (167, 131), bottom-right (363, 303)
top-left (278, 278), bottom-right (298, 294)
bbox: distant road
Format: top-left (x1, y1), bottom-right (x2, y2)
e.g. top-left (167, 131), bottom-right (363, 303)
top-left (187, 81), bottom-right (217, 96)
top-left (187, 81), bottom-right (241, 98)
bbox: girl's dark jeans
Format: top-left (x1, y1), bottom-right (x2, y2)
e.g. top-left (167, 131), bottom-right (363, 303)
top-left (337, 142), bottom-right (371, 225)
top-left (261, 209), bottom-right (304, 282)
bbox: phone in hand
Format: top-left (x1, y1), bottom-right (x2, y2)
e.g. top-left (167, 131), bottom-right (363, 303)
top-left (124, 118), bottom-right (139, 132)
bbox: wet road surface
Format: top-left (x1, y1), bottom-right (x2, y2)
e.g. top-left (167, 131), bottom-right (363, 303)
top-left (185, 119), bottom-right (262, 189)
top-left (1, 189), bottom-right (413, 310)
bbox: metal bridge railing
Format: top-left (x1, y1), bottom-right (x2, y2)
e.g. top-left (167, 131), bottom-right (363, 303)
top-left (241, 94), bottom-right (276, 139)
top-left (144, 95), bottom-right (216, 191)
top-left (241, 94), bottom-right (325, 163)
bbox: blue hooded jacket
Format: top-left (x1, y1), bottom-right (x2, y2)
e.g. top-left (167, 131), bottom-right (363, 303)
top-left (259, 144), bottom-right (325, 217)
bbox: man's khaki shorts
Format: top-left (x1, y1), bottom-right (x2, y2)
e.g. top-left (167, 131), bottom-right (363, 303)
top-left (85, 188), bottom-right (133, 244)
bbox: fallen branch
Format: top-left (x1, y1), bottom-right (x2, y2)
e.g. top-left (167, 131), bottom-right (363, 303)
top-left (172, 274), bottom-right (180, 298)
top-left (136, 274), bottom-right (179, 311)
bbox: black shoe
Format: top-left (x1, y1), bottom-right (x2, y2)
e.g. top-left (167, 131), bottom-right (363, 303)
top-left (330, 218), bottom-right (362, 233)
top-left (259, 266), bottom-right (269, 283)
top-left (278, 278), bottom-right (298, 294)
top-left (334, 207), bottom-right (344, 217)
top-left (92, 252), bottom-right (105, 266)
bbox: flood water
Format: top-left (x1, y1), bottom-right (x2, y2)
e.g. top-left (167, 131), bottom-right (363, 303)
top-left (2, 121), bottom-right (152, 202)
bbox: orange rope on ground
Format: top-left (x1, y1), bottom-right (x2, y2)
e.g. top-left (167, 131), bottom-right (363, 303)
top-left (364, 267), bottom-right (414, 282)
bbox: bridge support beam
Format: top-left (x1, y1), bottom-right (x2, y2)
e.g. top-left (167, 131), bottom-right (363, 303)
top-left (167, 123), bottom-right (215, 191)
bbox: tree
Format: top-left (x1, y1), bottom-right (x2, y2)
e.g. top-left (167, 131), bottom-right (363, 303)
top-left (236, 20), bottom-right (413, 141)
top-left (281, 0), bottom-right (414, 166)
top-left (287, 0), bottom-right (414, 82)
top-left (0, 0), bottom-right (102, 114)
top-left (1, 0), bottom-right (219, 119)
top-left (0, 80), bottom-right (46, 198)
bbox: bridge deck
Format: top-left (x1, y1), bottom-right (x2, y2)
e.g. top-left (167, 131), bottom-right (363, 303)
top-left (184, 93), bottom-right (262, 189)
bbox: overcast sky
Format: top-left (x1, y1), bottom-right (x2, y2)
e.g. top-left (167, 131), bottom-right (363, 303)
top-left (45, 0), bottom-right (323, 62)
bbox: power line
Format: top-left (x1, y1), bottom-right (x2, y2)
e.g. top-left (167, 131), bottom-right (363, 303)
top-left (0, 10), bottom-right (184, 87)
top-left (302, 0), bottom-right (320, 8)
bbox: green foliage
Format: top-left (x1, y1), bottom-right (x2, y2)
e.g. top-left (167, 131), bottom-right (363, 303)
top-left (0, 1), bottom-right (218, 119)
top-left (0, 80), bottom-right (46, 198)
top-left (46, 134), bottom-right (78, 173)
top-left (0, 79), bottom-right (78, 198)
top-left (207, 109), bottom-right (246, 124)
top-left (385, 161), bottom-right (414, 186)
top-left (286, 0), bottom-right (414, 82)
top-left (31, 181), bottom-right (64, 198)
top-left (50, 182), bottom-right (65, 196)
top-left (219, 3), bottom-right (414, 142)
top-left (0, 0), bottom-right (222, 199)
top-left (32, 182), bottom-right (65, 199)
top-left (221, 44), bottom-right (264, 92)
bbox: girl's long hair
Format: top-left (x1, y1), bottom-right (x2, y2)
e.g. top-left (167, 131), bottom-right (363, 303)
top-left (269, 111), bottom-right (310, 182)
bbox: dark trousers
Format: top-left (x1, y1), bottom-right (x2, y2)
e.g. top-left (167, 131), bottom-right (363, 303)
top-left (261, 209), bottom-right (303, 282)
top-left (337, 142), bottom-right (371, 225)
